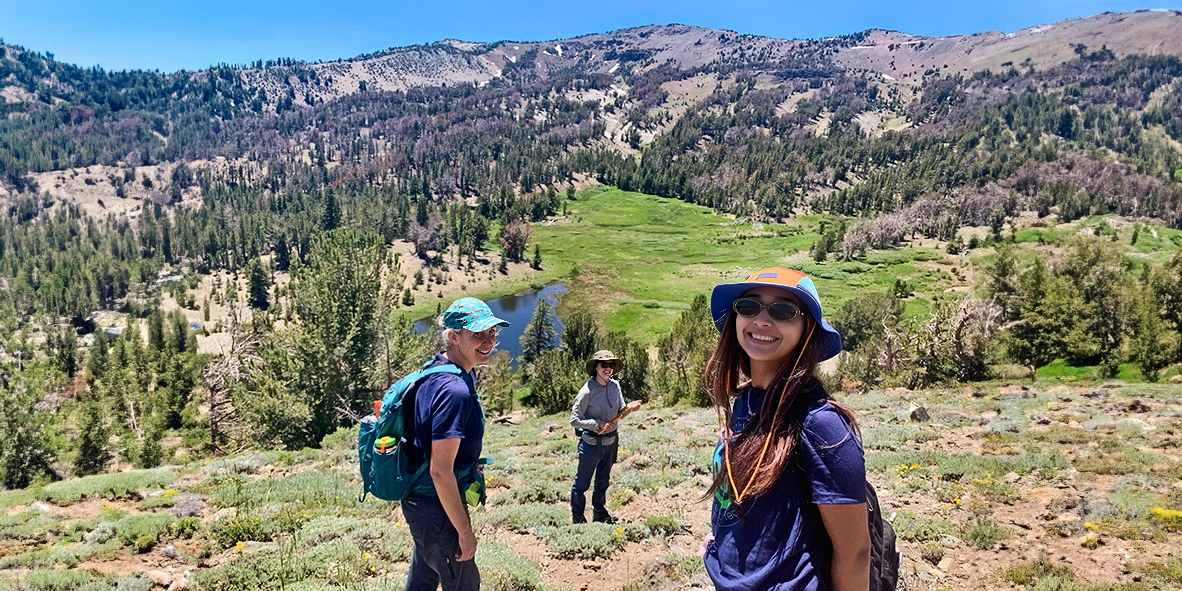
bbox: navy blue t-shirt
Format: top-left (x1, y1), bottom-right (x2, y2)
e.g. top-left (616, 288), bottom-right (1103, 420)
top-left (705, 382), bottom-right (866, 591)
top-left (407, 353), bottom-right (484, 495)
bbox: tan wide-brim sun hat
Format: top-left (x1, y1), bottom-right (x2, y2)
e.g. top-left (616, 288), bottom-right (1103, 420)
top-left (586, 350), bottom-right (622, 376)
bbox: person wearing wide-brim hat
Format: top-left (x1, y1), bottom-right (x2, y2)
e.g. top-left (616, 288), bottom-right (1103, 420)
top-left (569, 349), bottom-right (641, 524)
top-left (701, 267), bottom-right (870, 591)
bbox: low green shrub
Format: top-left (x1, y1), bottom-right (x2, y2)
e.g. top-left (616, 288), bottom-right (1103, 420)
top-left (1074, 448), bottom-right (1162, 476)
top-left (21, 568), bottom-right (100, 591)
top-left (479, 542), bottom-right (546, 591)
top-left (607, 488), bottom-right (636, 509)
top-left (171, 516), bottom-right (202, 539)
top-left (139, 488), bottom-right (182, 510)
top-left (500, 478), bottom-right (567, 504)
top-left (487, 503), bottom-right (570, 533)
top-left (971, 473), bottom-right (1021, 504)
top-left (919, 542), bottom-right (944, 565)
top-left (1142, 557), bottom-right (1182, 585)
top-left (644, 515), bottom-right (682, 536)
top-left (196, 535), bottom-right (401, 591)
top-left (193, 550), bottom-right (288, 591)
top-left (0, 487), bottom-right (40, 510)
top-left (1005, 559), bottom-right (1076, 585)
top-left (1107, 486), bottom-right (1164, 518)
top-left (962, 519), bottom-right (1012, 549)
top-left (37, 469), bottom-right (176, 506)
top-left (0, 546), bottom-right (67, 569)
top-left (114, 514), bottom-right (174, 553)
top-left (540, 523), bottom-right (649, 559)
top-left (1149, 507), bottom-right (1182, 532)
top-left (892, 511), bottom-right (953, 542)
top-left (212, 516), bottom-right (272, 548)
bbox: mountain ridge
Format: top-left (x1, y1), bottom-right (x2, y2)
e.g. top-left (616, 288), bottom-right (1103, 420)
top-left (5, 10), bottom-right (1182, 108)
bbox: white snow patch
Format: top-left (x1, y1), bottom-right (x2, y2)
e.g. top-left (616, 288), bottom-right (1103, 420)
top-left (1012, 24), bottom-right (1055, 37)
top-left (555, 44), bottom-right (563, 56)
top-left (608, 63), bottom-right (619, 74)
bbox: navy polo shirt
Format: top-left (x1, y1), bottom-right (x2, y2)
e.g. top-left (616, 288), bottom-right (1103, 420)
top-left (705, 382), bottom-right (866, 591)
top-left (408, 353), bottom-right (484, 493)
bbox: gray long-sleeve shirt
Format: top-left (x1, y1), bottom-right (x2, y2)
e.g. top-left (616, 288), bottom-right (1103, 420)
top-left (569, 378), bottom-right (626, 445)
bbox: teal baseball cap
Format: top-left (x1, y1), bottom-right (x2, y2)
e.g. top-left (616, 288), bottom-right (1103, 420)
top-left (442, 297), bottom-right (510, 332)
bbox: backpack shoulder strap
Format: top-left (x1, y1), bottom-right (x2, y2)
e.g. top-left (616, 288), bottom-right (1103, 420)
top-left (418, 359), bottom-right (473, 392)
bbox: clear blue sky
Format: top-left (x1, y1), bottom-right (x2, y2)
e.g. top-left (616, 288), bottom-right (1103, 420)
top-left (1, 0), bottom-right (1178, 72)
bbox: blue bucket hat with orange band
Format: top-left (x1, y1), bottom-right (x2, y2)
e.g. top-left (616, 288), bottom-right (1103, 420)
top-left (709, 267), bottom-right (843, 361)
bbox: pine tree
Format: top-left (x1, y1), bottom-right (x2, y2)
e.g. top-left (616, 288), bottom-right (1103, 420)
top-left (477, 351), bottom-right (517, 416)
top-left (520, 299), bottom-right (559, 364)
top-left (986, 243), bottom-right (1020, 320)
top-left (275, 228), bottom-right (388, 445)
top-left (531, 244), bottom-right (542, 270)
top-left (274, 234), bottom-right (291, 272)
top-left (1006, 258), bottom-right (1067, 378)
top-left (86, 330), bottom-right (110, 386)
top-left (602, 331), bottom-right (651, 403)
top-left (655, 294), bottom-right (715, 406)
top-left (147, 309), bottom-right (166, 353)
top-left (0, 378), bottom-right (55, 489)
top-left (248, 258), bottom-right (271, 310)
top-left (323, 191), bottom-right (341, 231)
top-left (1130, 290), bottom-right (1176, 382)
top-left (75, 402), bottom-right (112, 476)
top-left (55, 327), bottom-right (79, 377)
top-left (136, 421), bottom-right (164, 469)
top-left (529, 349), bottom-right (583, 415)
top-left (562, 312), bottom-right (599, 362)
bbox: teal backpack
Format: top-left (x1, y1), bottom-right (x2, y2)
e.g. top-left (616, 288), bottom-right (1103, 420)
top-left (358, 361), bottom-right (464, 502)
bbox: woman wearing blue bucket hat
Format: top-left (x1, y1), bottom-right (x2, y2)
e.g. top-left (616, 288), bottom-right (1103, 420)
top-left (702, 267), bottom-right (870, 591)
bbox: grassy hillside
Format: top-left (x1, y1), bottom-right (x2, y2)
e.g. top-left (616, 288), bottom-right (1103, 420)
top-left (2, 382), bottom-right (1180, 591)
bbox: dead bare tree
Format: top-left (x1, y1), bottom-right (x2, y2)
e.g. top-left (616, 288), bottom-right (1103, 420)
top-left (950, 296), bottom-right (1003, 383)
top-left (201, 310), bottom-right (265, 455)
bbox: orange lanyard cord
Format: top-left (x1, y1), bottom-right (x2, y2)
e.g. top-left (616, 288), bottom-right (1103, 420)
top-left (723, 324), bottom-right (815, 505)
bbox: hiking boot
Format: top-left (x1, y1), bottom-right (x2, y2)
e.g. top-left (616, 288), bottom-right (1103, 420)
top-left (592, 511), bottom-right (616, 524)
top-left (572, 514), bottom-right (587, 524)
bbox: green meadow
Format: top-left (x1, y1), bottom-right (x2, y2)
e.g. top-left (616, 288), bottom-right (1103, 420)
top-left (529, 187), bottom-right (956, 343)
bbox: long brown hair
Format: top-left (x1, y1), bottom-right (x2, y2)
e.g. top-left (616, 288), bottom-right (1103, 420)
top-left (705, 308), bottom-right (858, 504)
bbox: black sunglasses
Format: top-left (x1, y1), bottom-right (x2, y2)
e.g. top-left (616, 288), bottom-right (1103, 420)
top-left (732, 298), bottom-right (804, 322)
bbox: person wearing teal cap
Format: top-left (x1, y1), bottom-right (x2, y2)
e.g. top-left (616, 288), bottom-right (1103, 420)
top-left (402, 297), bottom-right (508, 591)
top-left (702, 268), bottom-right (870, 591)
